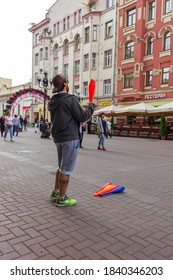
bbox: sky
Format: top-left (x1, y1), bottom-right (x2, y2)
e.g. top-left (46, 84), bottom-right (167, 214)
top-left (0, 0), bottom-right (55, 86)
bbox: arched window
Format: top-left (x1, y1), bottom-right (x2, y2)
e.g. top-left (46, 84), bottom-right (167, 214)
top-left (163, 31), bottom-right (170, 51)
top-left (125, 41), bottom-right (134, 59)
top-left (64, 39), bottom-right (69, 55)
top-left (54, 44), bottom-right (58, 58)
top-left (75, 35), bottom-right (80, 51)
top-left (147, 37), bottom-right (153, 55)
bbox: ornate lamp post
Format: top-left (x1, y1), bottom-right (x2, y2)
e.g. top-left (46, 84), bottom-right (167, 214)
top-left (75, 88), bottom-right (83, 103)
top-left (36, 70), bottom-right (52, 138)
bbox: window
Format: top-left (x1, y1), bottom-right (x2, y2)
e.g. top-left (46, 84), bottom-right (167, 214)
top-left (165, 0), bottom-right (172, 14)
top-left (127, 8), bottom-right (136, 26)
top-left (104, 50), bottom-right (112, 67)
top-left (124, 73), bottom-right (133, 88)
top-left (35, 53), bottom-right (39, 65)
top-left (163, 32), bottom-right (170, 51)
top-left (92, 53), bottom-right (96, 68)
top-left (35, 34), bottom-right (39, 44)
top-left (40, 48), bottom-right (43, 61)
top-left (93, 25), bottom-right (97, 41)
top-left (75, 60), bottom-right (80, 75)
top-left (35, 73), bottom-right (38, 84)
top-left (75, 35), bottom-right (80, 51)
top-left (64, 40), bottom-right (69, 55)
top-left (146, 70), bottom-right (152, 86)
top-left (148, 1), bottom-right (155, 20)
top-left (64, 64), bottom-right (69, 78)
top-left (79, 9), bottom-right (82, 22)
top-left (90, 2), bottom-right (96, 11)
top-left (54, 44), bottom-right (58, 58)
top-left (74, 12), bottom-right (77, 25)
top-left (83, 82), bottom-right (88, 97)
top-left (106, 0), bottom-right (115, 8)
top-left (85, 27), bottom-right (90, 43)
top-left (53, 24), bottom-right (56, 35)
top-left (63, 18), bottom-right (66, 31)
top-left (125, 41), bottom-right (134, 59)
top-left (84, 54), bottom-right (89, 70)
top-left (57, 22), bottom-right (60, 34)
top-left (147, 37), bottom-right (153, 55)
top-left (54, 66), bottom-right (58, 76)
top-left (105, 21), bottom-right (113, 37)
top-left (162, 67), bottom-right (169, 84)
top-left (104, 79), bottom-right (111, 96)
top-left (45, 47), bottom-right (48, 59)
top-left (67, 16), bottom-right (70, 29)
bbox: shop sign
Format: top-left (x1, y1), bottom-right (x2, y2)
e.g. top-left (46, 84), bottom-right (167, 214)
top-left (99, 101), bottom-right (112, 107)
top-left (22, 106), bottom-right (30, 110)
top-left (144, 93), bottom-right (167, 100)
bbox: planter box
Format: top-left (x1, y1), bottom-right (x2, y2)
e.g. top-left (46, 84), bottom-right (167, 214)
top-left (120, 131), bottom-right (129, 136)
top-left (138, 132), bottom-right (149, 138)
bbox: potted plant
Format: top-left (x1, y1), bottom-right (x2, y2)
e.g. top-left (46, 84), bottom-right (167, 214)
top-left (159, 114), bottom-right (167, 140)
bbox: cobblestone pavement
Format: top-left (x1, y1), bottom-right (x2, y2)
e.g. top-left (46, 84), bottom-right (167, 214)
top-left (0, 128), bottom-right (173, 260)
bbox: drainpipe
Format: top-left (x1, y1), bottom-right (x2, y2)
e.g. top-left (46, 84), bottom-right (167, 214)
top-left (112, 1), bottom-right (118, 105)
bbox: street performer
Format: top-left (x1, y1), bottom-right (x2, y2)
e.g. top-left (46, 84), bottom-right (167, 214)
top-left (48, 74), bottom-right (96, 206)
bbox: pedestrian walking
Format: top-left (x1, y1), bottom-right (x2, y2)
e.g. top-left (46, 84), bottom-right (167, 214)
top-left (34, 117), bottom-right (39, 133)
top-left (19, 115), bottom-right (24, 130)
top-left (87, 119), bottom-right (92, 134)
top-left (13, 115), bottom-right (20, 136)
top-left (0, 115), bottom-right (5, 137)
top-left (39, 116), bottom-right (44, 132)
top-left (79, 122), bottom-right (85, 148)
top-left (106, 119), bottom-right (112, 138)
top-left (48, 74), bottom-right (96, 206)
top-left (97, 112), bottom-right (108, 151)
top-left (4, 111), bottom-right (14, 142)
top-left (23, 117), bottom-right (27, 131)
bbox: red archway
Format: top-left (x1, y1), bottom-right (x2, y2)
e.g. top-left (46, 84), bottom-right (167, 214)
top-left (5, 88), bottom-right (50, 115)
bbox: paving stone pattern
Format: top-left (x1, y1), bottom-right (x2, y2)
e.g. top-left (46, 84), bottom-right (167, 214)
top-left (0, 129), bottom-right (173, 260)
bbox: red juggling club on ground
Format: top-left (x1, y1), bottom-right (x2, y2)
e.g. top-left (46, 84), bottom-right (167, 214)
top-left (88, 79), bottom-right (95, 103)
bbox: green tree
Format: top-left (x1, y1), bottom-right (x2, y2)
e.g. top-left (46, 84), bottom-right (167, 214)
top-left (159, 115), bottom-right (167, 136)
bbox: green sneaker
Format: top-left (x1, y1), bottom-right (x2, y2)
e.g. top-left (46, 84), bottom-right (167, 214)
top-left (55, 196), bottom-right (76, 207)
top-left (50, 189), bottom-right (59, 200)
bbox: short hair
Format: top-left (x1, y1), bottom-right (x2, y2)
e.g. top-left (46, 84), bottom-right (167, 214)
top-left (52, 74), bottom-right (67, 93)
top-left (100, 112), bottom-right (105, 117)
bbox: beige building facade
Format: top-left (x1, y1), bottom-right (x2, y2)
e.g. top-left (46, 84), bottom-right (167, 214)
top-left (29, 0), bottom-right (116, 110)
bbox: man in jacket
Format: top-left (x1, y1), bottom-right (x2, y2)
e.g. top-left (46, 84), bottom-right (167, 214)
top-left (48, 74), bottom-right (96, 206)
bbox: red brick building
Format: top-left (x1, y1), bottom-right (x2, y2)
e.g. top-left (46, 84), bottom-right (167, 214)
top-left (116, 0), bottom-right (173, 107)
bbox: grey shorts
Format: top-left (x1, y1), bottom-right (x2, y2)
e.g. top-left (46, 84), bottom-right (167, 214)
top-left (55, 139), bottom-right (80, 175)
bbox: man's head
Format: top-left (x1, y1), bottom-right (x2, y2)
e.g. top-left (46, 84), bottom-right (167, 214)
top-left (100, 112), bottom-right (105, 119)
top-left (52, 74), bottom-right (69, 93)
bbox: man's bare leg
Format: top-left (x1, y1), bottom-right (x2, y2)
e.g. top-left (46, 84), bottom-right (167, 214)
top-left (51, 169), bottom-right (60, 199)
top-left (55, 173), bottom-right (76, 206)
top-left (55, 169), bottom-right (60, 190)
top-left (59, 173), bottom-right (69, 199)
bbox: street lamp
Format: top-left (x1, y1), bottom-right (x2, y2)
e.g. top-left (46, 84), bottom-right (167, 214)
top-left (36, 70), bottom-right (52, 138)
